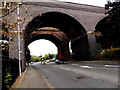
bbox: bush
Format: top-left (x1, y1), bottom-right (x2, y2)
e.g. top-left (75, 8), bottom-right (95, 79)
top-left (95, 48), bottom-right (120, 60)
top-left (4, 71), bottom-right (12, 89)
top-left (2, 58), bottom-right (19, 89)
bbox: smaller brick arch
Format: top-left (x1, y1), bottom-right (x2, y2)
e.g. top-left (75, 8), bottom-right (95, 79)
top-left (25, 30), bottom-right (71, 61)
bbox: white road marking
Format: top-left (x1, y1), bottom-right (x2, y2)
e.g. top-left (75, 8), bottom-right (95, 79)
top-left (105, 65), bottom-right (120, 68)
top-left (72, 64), bottom-right (78, 65)
top-left (105, 65), bottom-right (109, 67)
top-left (80, 66), bottom-right (93, 69)
top-left (51, 64), bottom-right (118, 85)
top-left (65, 69), bottom-right (70, 71)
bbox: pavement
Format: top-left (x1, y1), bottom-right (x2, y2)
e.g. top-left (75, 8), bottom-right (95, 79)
top-left (10, 65), bottom-right (50, 89)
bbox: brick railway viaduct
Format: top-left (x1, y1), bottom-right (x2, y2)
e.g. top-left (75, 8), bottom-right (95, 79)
top-left (1, 1), bottom-right (106, 71)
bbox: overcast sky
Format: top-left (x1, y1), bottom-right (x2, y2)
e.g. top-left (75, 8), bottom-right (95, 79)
top-left (28, 39), bottom-right (57, 56)
top-left (28, 0), bottom-right (110, 57)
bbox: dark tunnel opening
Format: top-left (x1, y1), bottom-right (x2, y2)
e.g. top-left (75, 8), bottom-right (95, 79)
top-left (95, 16), bottom-right (120, 49)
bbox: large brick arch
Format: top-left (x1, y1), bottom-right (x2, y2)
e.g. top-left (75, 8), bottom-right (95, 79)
top-left (24, 12), bottom-right (90, 60)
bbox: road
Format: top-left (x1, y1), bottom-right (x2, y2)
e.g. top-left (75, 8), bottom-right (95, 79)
top-left (32, 62), bottom-right (119, 88)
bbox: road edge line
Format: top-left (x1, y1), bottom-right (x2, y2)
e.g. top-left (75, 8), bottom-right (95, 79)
top-left (33, 66), bottom-right (54, 88)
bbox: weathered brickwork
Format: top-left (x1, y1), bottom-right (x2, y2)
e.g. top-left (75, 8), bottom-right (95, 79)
top-left (2, 1), bottom-right (106, 70)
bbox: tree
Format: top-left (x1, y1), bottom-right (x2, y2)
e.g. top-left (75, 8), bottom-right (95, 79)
top-left (31, 55), bottom-right (41, 62)
top-left (43, 53), bottom-right (57, 60)
top-left (95, 1), bottom-right (120, 49)
top-left (105, 1), bottom-right (120, 19)
top-left (44, 53), bottom-right (52, 60)
top-left (104, 1), bottom-right (120, 48)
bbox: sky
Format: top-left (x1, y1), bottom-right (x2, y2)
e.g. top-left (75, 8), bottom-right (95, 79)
top-left (28, 39), bottom-right (57, 56)
top-left (28, 0), bottom-right (108, 57)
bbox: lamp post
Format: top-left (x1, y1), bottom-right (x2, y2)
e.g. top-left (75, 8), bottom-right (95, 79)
top-left (17, 2), bottom-right (22, 77)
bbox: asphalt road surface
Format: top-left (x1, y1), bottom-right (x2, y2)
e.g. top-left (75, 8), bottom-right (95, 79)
top-left (33, 62), bottom-right (119, 88)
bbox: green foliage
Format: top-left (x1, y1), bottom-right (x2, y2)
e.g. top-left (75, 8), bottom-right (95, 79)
top-left (95, 48), bottom-right (120, 60)
top-left (4, 70), bottom-right (12, 89)
top-left (43, 53), bottom-right (57, 60)
top-left (44, 54), bottom-right (52, 60)
top-left (30, 55), bottom-right (42, 62)
top-left (105, 1), bottom-right (120, 18)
